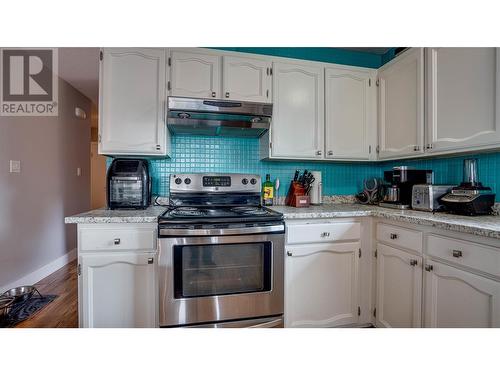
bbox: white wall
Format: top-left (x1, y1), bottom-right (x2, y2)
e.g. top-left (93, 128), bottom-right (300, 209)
top-left (0, 78), bottom-right (91, 290)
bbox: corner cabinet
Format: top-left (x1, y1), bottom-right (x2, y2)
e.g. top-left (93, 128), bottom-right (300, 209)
top-left (263, 62), bottom-right (324, 160)
top-left (378, 48), bottom-right (424, 159)
top-left (426, 48), bottom-right (500, 153)
top-left (99, 48), bottom-right (169, 156)
top-left (375, 243), bottom-right (422, 328)
top-left (325, 67), bottom-right (377, 160)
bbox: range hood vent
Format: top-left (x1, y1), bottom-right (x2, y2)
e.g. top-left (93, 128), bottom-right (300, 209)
top-left (167, 96), bottom-right (273, 138)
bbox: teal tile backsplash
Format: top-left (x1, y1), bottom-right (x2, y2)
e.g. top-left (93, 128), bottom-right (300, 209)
top-left (148, 135), bottom-right (500, 202)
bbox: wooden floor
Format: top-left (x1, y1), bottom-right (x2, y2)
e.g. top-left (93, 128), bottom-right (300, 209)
top-left (14, 260), bottom-right (78, 328)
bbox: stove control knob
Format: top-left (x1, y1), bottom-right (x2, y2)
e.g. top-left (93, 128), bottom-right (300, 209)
top-left (242, 178), bottom-right (248, 185)
top-left (175, 178), bottom-right (182, 185)
top-left (184, 178), bottom-right (191, 185)
top-left (250, 178), bottom-right (257, 185)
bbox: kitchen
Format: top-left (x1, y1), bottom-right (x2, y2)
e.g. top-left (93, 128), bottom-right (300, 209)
top-left (1, 2), bottom-right (500, 373)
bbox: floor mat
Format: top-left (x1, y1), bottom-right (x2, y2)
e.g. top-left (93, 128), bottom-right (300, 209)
top-left (0, 295), bottom-right (57, 328)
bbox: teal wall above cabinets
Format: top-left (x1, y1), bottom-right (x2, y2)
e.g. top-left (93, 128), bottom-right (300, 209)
top-left (209, 47), bottom-right (386, 69)
top-left (148, 135), bottom-right (500, 202)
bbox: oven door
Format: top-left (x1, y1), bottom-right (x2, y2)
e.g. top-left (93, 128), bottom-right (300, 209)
top-left (158, 232), bottom-right (284, 327)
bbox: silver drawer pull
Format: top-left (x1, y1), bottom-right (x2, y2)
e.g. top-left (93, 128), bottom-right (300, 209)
top-left (410, 259), bottom-right (418, 266)
top-left (286, 251), bottom-right (293, 257)
top-left (452, 250), bottom-right (463, 258)
top-left (390, 233), bottom-right (398, 240)
top-left (425, 264), bottom-right (433, 272)
top-left (320, 232), bottom-right (331, 238)
top-left (113, 238), bottom-right (121, 245)
top-left (147, 258), bottom-right (154, 264)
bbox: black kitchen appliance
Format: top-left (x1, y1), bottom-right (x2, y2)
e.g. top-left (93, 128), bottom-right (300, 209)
top-left (439, 159), bottom-right (495, 216)
top-left (380, 166), bottom-right (433, 209)
top-left (107, 159), bottom-right (151, 210)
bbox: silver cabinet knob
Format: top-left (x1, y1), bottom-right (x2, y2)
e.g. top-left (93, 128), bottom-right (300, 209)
top-left (390, 233), bottom-right (398, 240)
top-left (155, 144), bottom-right (161, 151)
top-left (320, 232), bottom-right (331, 238)
top-left (113, 238), bottom-right (121, 245)
top-left (211, 91), bottom-right (216, 98)
top-left (425, 264), bottom-right (434, 272)
top-left (286, 251), bottom-right (293, 257)
top-left (413, 145), bottom-right (420, 152)
top-left (225, 92), bottom-right (230, 98)
top-left (410, 259), bottom-right (418, 266)
top-left (316, 150), bottom-right (322, 156)
top-left (327, 151), bottom-right (333, 156)
top-left (452, 250), bottom-right (463, 258)
top-left (147, 257), bottom-right (154, 264)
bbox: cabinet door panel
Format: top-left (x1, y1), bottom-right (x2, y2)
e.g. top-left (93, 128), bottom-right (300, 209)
top-left (170, 50), bottom-right (221, 99)
top-left (285, 242), bottom-right (359, 327)
top-left (80, 252), bottom-right (157, 328)
top-left (376, 243), bottom-right (422, 328)
top-left (426, 48), bottom-right (500, 152)
top-left (99, 48), bottom-right (166, 155)
top-left (378, 48), bottom-right (424, 159)
top-left (325, 68), bottom-right (375, 160)
top-left (222, 56), bottom-right (271, 102)
top-left (424, 261), bottom-right (500, 328)
top-left (271, 62), bottom-right (324, 159)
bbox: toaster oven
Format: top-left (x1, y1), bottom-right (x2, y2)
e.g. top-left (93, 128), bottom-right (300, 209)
top-left (107, 159), bottom-right (151, 209)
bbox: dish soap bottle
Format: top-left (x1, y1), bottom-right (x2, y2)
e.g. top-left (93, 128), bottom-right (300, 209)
top-left (262, 174), bottom-right (274, 206)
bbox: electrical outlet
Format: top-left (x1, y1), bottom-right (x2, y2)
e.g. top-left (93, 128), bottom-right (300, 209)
top-left (76, 167), bottom-right (81, 176)
top-left (9, 160), bottom-right (21, 173)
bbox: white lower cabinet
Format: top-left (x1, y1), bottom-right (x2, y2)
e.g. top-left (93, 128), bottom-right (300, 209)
top-left (79, 252), bottom-right (158, 328)
top-left (376, 243), bottom-right (422, 328)
top-left (285, 242), bottom-right (360, 328)
top-left (423, 260), bottom-right (500, 328)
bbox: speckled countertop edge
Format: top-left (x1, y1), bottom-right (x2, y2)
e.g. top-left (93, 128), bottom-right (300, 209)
top-left (64, 205), bottom-right (167, 224)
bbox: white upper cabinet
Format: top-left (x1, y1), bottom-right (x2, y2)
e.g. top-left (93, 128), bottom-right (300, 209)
top-left (424, 261), bottom-right (500, 328)
top-left (285, 242), bottom-right (360, 327)
top-left (269, 61), bottom-right (324, 159)
top-left (325, 67), bottom-right (376, 160)
top-left (169, 50), bottom-right (221, 99)
top-left (222, 56), bottom-right (272, 103)
top-left (426, 48), bottom-right (500, 153)
top-left (376, 243), bottom-right (422, 328)
top-left (378, 48), bottom-right (424, 159)
top-left (99, 48), bottom-right (168, 156)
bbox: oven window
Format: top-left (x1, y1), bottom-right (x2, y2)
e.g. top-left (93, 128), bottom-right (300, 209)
top-left (173, 242), bottom-right (272, 298)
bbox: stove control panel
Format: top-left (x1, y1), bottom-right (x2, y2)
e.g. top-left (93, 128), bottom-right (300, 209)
top-left (170, 173), bottom-right (261, 193)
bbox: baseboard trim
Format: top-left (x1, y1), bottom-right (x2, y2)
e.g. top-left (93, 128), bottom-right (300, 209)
top-left (0, 248), bottom-right (77, 293)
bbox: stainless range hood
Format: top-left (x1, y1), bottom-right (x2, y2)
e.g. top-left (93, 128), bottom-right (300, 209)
top-left (167, 96), bottom-right (273, 138)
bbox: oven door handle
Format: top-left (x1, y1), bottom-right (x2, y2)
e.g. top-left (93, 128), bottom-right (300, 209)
top-left (159, 224), bottom-right (285, 237)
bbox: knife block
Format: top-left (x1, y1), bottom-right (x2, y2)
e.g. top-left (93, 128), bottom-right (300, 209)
top-left (285, 181), bottom-right (311, 207)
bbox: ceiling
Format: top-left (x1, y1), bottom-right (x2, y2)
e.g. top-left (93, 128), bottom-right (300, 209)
top-left (58, 47), bottom-right (100, 104)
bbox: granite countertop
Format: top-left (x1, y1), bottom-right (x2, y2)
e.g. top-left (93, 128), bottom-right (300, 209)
top-left (64, 205), bottom-right (167, 224)
top-left (273, 204), bottom-right (500, 240)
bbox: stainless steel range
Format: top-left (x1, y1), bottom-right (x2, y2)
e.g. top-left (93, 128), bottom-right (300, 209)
top-left (158, 173), bottom-right (285, 328)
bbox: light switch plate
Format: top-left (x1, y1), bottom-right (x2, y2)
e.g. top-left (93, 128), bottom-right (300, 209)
top-left (9, 160), bottom-right (21, 173)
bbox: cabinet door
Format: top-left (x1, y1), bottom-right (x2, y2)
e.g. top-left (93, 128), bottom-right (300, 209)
top-left (285, 242), bottom-right (360, 327)
top-left (424, 261), bottom-right (500, 328)
top-left (222, 56), bottom-right (271, 103)
top-left (169, 50), bottom-right (221, 99)
top-left (99, 48), bottom-right (167, 156)
top-left (426, 48), bottom-right (500, 152)
top-left (79, 252), bottom-right (157, 328)
top-left (325, 67), bottom-right (376, 160)
top-left (378, 48), bottom-right (424, 159)
top-left (271, 62), bottom-right (324, 159)
top-left (376, 243), bottom-right (422, 328)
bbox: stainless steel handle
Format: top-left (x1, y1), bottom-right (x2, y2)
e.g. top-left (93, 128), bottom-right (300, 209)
top-left (286, 251), bottom-right (293, 257)
top-left (113, 238), bottom-right (121, 245)
top-left (426, 143), bottom-right (434, 150)
top-left (316, 150), bottom-right (322, 156)
top-left (147, 257), bottom-right (154, 264)
top-left (390, 233), bottom-right (398, 240)
top-left (327, 150), bottom-right (333, 156)
top-left (414, 145), bottom-right (420, 151)
top-left (211, 91), bottom-right (216, 98)
top-left (410, 259), bottom-right (418, 266)
top-left (452, 250), bottom-right (463, 258)
top-left (159, 224), bottom-right (285, 237)
top-left (425, 264), bottom-right (433, 272)
top-left (320, 232), bottom-right (330, 238)
top-left (225, 92), bottom-right (230, 98)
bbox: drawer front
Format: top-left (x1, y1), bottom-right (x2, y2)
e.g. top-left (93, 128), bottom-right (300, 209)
top-left (80, 228), bottom-right (157, 251)
top-left (377, 223), bottom-right (423, 253)
top-left (287, 222), bottom-right (360, 244)
top-left (427, 234), bottom-right (500, 278)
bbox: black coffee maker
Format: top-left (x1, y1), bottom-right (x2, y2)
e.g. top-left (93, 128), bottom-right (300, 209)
top-left (381, 166), bottom-right (433, 209)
